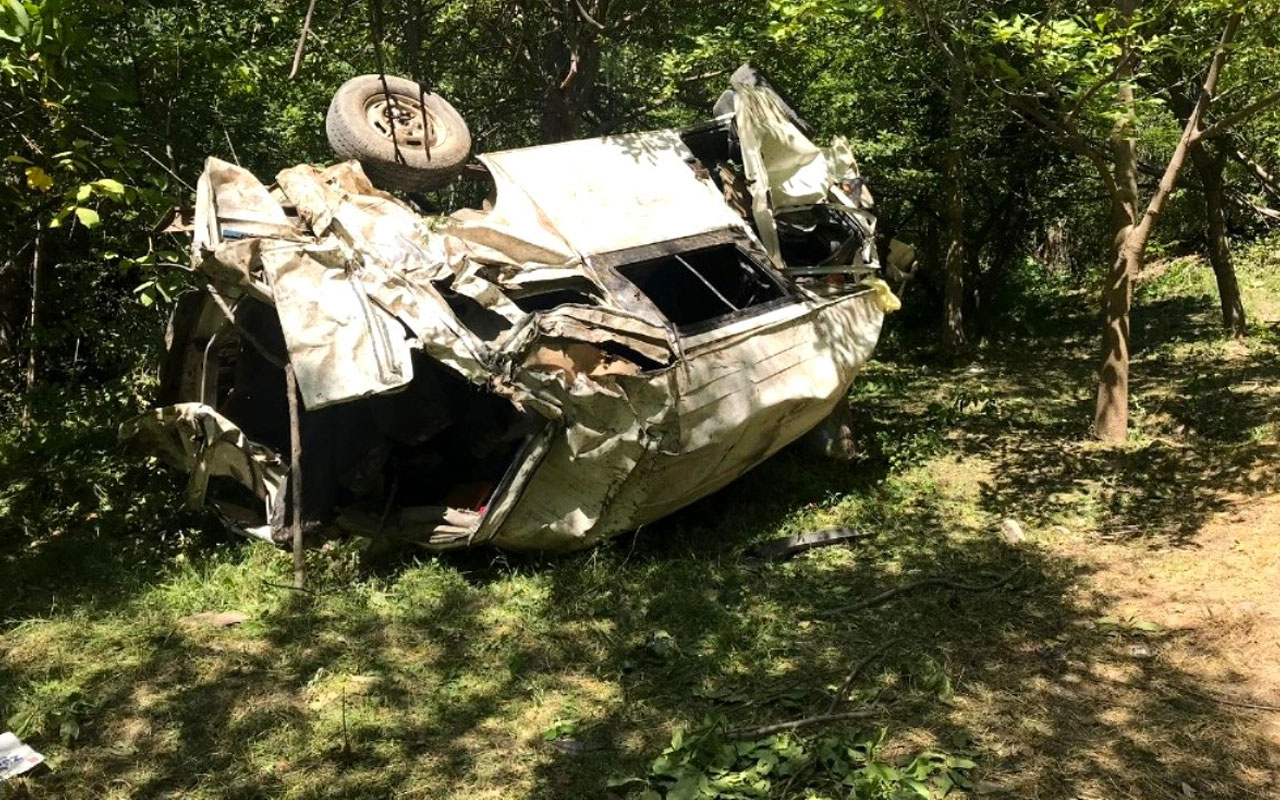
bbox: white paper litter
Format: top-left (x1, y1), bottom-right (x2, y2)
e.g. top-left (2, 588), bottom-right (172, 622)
top-left (0, 731), bottom-right (44, 780)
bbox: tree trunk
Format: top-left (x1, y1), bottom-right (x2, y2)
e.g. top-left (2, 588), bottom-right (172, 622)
top-left (1164, 71), bottom-right (1248, 337)
top-left (942, 66), bottom-right (967, 355)
top-left (539, 2), bottom-right (604, 141)
top-left (1093, 7), bottom-right (1140, 443)
top-left (1094, 241), bottom-right (1139, 442)
top-left (20, 221), bottom-right (41, 430)
top-left (1191, 145), bottom-right (1246, 335)
top-left (1094, 2), bottom-right (1232, 440)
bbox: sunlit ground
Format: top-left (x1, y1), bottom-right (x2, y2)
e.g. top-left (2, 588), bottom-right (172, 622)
top-left (3, 253), bottom-right (1279, 799)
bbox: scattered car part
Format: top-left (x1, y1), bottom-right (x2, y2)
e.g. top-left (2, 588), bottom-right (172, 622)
top-left (125, 69), bottom-right (899, 553)
top-left (326, 74), bottom-right (471, 192)
top-left (749, 528), bottom-right (874, 561)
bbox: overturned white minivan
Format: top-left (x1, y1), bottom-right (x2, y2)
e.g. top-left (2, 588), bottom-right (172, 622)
top-left (124, 69), bottom-right (899, 552)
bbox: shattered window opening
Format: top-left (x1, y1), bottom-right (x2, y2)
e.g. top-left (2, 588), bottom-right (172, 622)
top-left (616, 243), bottom-right (789, 333)
top-left (673, 252), bottom-right (739, 311)
top-left (776, 205), bottom-right (868, 270)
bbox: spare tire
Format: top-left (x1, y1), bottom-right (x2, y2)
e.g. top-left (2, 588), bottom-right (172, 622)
top-left (326, 74), bottom-right (471, 193)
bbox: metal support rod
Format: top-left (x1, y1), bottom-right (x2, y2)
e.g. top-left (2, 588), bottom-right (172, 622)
top-left (285, 363), bottom-right (306, 589)
top-left (673, 253), bottom-right (739, 312)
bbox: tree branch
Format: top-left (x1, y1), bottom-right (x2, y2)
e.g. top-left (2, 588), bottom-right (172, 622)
top-left (828, 565), bottom-right (1025, 615)
top-left (1006, 93), bottom-right (1119, 198)
top-left (1065, 50), bottom-right (1138, 126)
top-left (1195, 86), bottom-right (1280, 143)
top-left (1230, 146), bottom-right (1280, 199)
top-left (826, 639), bottom-right (901, 714)
top-left (288, 0), bottom-right (320, 79)
top-left (1135, 11), bottom-right (1242, 240)
top-left (725, 708), bottom-right (884, 740)
top-left (572, 0), bottom-right (605, 30)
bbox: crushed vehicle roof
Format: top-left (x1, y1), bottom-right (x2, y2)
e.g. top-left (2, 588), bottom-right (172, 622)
top-left (124, 77), bottom-right (899, 552)
top-left (478, 129), bottom-right (747, 256)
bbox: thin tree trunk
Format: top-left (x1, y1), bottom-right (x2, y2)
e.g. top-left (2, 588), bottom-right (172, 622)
top-left (1094, 2), bottom-right (1140, 442)
top-left (942, 67), bottom-right (967, 355)
top-left (1095, 241), bottom-right (1138, 442)
top-left (1163, 69), bottom-right (1248, 337)
top-left (20, 221), bottom-right (41, 430)
top-left (288, 0), bottom-right (319, 80)
top-left (1095, 7), bottom-right (1242, 442)
top-left (1191, 146), bottom-right (1246, 334)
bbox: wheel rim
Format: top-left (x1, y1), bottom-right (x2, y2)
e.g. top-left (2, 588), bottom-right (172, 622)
top-left (364, 92), bottom-right (446, 149)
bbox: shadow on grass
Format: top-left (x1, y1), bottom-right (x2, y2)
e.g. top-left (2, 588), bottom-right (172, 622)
top-left (3, 291), bottom-right (1279, 799)
top-left (7, 440), bottom-right (1278, 799)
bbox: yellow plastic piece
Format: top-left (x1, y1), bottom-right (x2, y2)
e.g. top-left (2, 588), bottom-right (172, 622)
top-left (862, 277), bottom-right (901, 313)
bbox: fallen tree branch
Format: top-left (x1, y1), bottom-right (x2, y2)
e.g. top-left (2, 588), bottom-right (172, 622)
top-left (829, 565), bottom-right (1026, 615)
top-left (725, 708), bottom-right (882, 740)
top-left (1177, 686), bottom-right (1280, 713)
top-left (826, 639), bottom-right (901, 714)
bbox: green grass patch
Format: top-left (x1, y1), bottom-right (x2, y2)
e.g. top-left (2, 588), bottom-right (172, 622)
top-left (3, 253), bottom-right (1279, 798)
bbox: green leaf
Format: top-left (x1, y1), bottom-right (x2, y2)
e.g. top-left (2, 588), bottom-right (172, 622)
top-left (75, 183), bottom-right (91, 201)
top-left (666, 772), bottom-right (702, 800)
top-left (74, 206), bottom-right (100, 227)
top-left (93, 177), bottom-right (125, 196)
top-left (4, 0), bottom-right (31, 34)
top-left (6, 154), bottom-right (31, 164)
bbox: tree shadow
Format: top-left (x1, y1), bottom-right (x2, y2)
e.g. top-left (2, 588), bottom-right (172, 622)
top-left (4, 291), bottom-right (1278, 799)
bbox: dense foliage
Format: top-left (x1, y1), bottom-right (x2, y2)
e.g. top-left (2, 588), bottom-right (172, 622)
top-left (2, 0), bottom-right (1277, 424)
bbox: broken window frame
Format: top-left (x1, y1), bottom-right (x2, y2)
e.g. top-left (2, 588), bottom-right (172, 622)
top-left (774, 204), bottom-right (878, 278)
top-left (592, 229), bottom-right (798, 339)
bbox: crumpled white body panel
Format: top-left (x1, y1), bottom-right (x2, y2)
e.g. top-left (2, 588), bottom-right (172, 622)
top-left (129, 88), bottom-right (893, 552)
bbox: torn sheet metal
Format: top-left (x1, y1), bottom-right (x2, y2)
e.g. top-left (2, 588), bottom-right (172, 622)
top-left (734, 82), bottom-right (866, 266)
top-left (126, 71), bottom-right (897, 552)
top-left (121, 403), bottom-right (287, 531)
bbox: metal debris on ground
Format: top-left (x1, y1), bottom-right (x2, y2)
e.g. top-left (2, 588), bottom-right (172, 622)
top-left (750, 528), bottom-right (874, 560)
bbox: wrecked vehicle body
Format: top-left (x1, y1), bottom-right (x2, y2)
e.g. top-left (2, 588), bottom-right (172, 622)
top-left (124, 76), bottom-right (899, 552)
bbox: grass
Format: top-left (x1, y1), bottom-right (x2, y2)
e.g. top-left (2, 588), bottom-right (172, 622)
top-left (2, 250), bottom-right (1280, 799)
